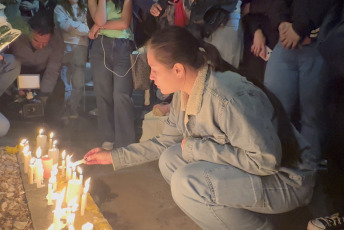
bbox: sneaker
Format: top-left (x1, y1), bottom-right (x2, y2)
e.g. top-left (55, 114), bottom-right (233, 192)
top-left (88, 108), bottom-right (98, 116)
top-left (307, 213), bottom-right (344, 230)
top-left (102, 142), bottom-right (114, 150)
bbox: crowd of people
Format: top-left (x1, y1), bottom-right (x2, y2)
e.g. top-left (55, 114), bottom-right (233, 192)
top-left (1, 0), bottom-right (344, 229)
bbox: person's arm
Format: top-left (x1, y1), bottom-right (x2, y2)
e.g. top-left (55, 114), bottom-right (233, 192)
top-left (54, 5), bottom-right (89, 36)
top-left (85, 94), bottom-right (184, 170)
top-left (40, 32), bottom-right (64, 94)
top-left (182, 89), bottom-right (281, 176)
top-left (88, 0), bottom-right (107, 26)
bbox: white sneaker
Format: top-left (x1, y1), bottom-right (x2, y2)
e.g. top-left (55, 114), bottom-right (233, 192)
top-left (88, 108), bottom-right (98, 116)
top-left (102, 142), bottom-right (114, 150)
top-left (307, 213), bottom-right (344, 230)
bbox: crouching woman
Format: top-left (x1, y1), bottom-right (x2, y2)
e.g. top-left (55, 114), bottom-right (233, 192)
top-left (84, 26), bottom-right (316, 230)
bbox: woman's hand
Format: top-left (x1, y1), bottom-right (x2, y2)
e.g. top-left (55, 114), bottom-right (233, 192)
top-left (84, 147), bottom-right (113, 165)
top-left (88, 24), bottom-right (100, 39)
top-left (279, 22), bottom-right (300, 49)
top-left (251, 29), bottom-right (266, 57)
top-left (20, 0), bottom-right (39, 11)
top-left (150, 3), bottom-right (162, 17)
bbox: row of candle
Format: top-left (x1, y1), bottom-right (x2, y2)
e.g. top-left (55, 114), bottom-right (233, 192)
top-left (18, 129), bottom-right (94, 230)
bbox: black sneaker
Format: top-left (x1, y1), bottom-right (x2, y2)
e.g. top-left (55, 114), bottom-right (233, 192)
top-left (307, 213), bottom-right (344, 230)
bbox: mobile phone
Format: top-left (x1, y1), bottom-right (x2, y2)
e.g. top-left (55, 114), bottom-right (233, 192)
top-left (259, 46), bottom-right (272, 61)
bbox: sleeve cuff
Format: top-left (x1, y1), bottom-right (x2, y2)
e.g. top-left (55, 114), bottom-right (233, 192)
top-left (111, 148), bottom-right (123, 170)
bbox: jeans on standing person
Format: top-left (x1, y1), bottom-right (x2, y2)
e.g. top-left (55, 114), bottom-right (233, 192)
top-left (61, 43), bottom-right (88, 114)
top-left (0, 112), bottom-right (10, 137)
top-left (0, 53), bottom-right (21, 96)
top-left (90, 36), bottom-right (136, 148)
top-left (264, 41), bottom-right (327, 165)
top-left (159, 144), bottom-right (315, 230)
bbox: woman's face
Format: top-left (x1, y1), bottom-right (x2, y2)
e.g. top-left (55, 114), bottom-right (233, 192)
top-left (147, 48), bottom-right (184, 95)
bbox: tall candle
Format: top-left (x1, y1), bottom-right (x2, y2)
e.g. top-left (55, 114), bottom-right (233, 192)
top-left (42, 156), bottom-right (53, 179)
top-left (72, 166), bottom-right (76, 180)
top-left (36, 129), bottom-right (47, 154)
top-left (18, 139), bottom-right (27, 163)
top-left (47, 183), bottom-right (53, 205)
top-left (77, 167), bottom-right (83, 183)
top-left (50, 164), bottom-right (58, 191)
top-left (35, 148), bottom-right (43, 188)
top-left (66, 155), bottom-right (72, 180)
top-left (53, 188), bottom-right (65, 230)
top-left (23, 147), bottom-right (31, 173)
top-left (48, 132), bottom-right (54, 149)
top-left (80, 178), bottom-right (90, 216)
top-left (48, 140), bottom-right (59, 165)
top-left (61, 150), bottom-right (66, 176)
top-left (65, 179), bottom-right (82, 204)
top-left (28, 158), bottom-right (36, 184)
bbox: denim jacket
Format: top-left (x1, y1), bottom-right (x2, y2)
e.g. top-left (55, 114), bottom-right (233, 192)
top-left (111, 65), bottom-right (315, 187)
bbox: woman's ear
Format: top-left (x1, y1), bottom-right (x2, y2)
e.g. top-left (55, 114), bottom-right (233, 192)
top-left (173, 63), bottom-right (185, 79)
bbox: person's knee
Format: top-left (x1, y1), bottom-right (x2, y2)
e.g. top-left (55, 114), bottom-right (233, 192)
top-left (0, 114), bottom-right (10, 137)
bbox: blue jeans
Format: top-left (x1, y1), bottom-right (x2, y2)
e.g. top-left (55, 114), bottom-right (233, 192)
top-left (0, 112), bottom-right (10, 137)
top-left (61, 44), bottom-right (88, 111)
top-left (159, 144), bottom-right (314, 230)
top-left (0, 53), bottom-right (20, 96)
top-left (89, 36), bottom-right (135, 147)
top-left (264, 41), bottom-right (327, 163)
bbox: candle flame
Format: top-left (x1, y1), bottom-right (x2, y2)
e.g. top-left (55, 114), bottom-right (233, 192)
top-left (82, 223), bottom-right (94, 230)
top-left (30, 157), bottom-right (36, 165)
top-left (62, 150), bottom-right (66, 159)
top-left (50, 132), bottom-right (54, 139)
top-left (23, 145), bottom-right (30, 154)
top-left (20, 139), bottom-right (27, 145)
top-left (53, 140), bottom-right (58, 147)
top-left (77, 166), bottom-right (82, 175)
top-left (36, 147), bottom-right (42, 158)
top-left (84, 178), bottom-right (90, 194)
top-left (39, 128), bottom-right (44, 135)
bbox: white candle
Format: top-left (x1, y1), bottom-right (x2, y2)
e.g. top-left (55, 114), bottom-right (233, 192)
top-left (35, 148), bottom-right (43, 188)
top-left (77, 166), bottom-right (83, 183)
top-left (36, 129), bottom-right (47, 153)
top-left (18, 139), bottom-right (27, 163)
top-left (28, 158), bottom-right (36, 184)
top-left (67, 212), bottom-right (75, 230)
top-left (48, 140), bottom-right (59, 165)
top-left (23, 147), bottom-right (31, 173)
top-left (53, 188), bottom-right (65, 230)
top-left (61, 150), bottom-right (66, 176)
top-left (49, 132), bottom-right (54, 149)
top-left (50, 164), bottom-right (58, 191)
top-left (82, 223), bottom-right (93, 230)
top-left (65, 179), bottom-right (82, 204)
top-left (72, 166), bottom-right (76, 180)
top-left (66, 155), bottom-right (72, 180)
top-left (47, 183), bottom-right (53, 205)
top-left (80, 178), bottom-right (90, 216)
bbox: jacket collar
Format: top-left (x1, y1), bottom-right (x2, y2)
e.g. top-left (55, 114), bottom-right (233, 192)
top-left (181, 64), bottom-right (209, 116)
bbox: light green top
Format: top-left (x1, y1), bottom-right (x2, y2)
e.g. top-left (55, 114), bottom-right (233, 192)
top-left (98, 0), bottom-right (133, 40)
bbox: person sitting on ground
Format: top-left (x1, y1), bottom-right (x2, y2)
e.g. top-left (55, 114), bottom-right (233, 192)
top-left (8, 11), bottom-right (64, 121)
top-left (83, 26), bottom-right (316, 230)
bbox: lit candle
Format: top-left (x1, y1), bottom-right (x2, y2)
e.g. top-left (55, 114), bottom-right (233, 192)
top-left (80, 178), bottom-right (90, 216)
top-left (36, 129), bottom-right (47, 153)
top-left (77, 166), bottom-right (83, 183)
top-left (65, 177), bottom-right (82, 204)
top-left (61, 150), bottom-right (66, 176)
top-left (42, 156), bottom-right (53, 179)
top-left (72, 165), bottom-right (76, 180)
top-left (48, 140), bottom-right (59, 165)
top-left (28, 158), bottom-right (36, 184)
top-left (47, 183), bottom-right (53, 205)
top-left (66, 155), bottom-right (72, 180)
top-left (23, 146), bottom-right (31, 173)
top-left (49, 132), bottom-right (54, 149)
top-left (53, 188), bottom-right (65, 230)
top-left (18, 139), bottom-right (27, 163)
top-left (82, 223), bottom-right (94, 230)
top-left (35, 148), bottom-right (43, 188)
top-left (50, 164), bottom-right (58, 191)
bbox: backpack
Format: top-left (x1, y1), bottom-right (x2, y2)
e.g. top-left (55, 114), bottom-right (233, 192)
top-left (317, 1), bottom-right (344, 75)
